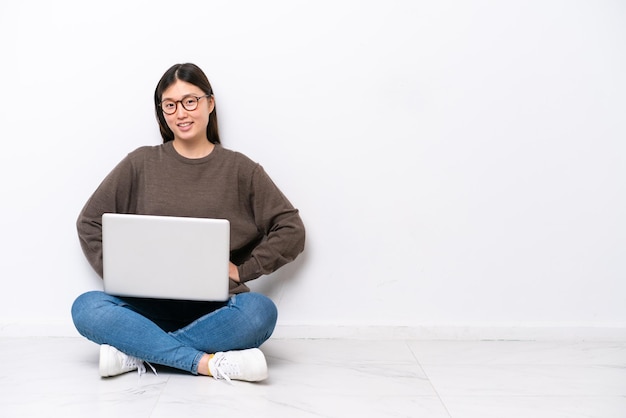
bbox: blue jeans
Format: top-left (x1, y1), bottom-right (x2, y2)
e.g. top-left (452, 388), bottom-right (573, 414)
top-left (71, 291), bottom-right (277, 375)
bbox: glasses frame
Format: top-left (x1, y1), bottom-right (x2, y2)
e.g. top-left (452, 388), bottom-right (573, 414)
top-left (159, 94), bottom-right (211, 115)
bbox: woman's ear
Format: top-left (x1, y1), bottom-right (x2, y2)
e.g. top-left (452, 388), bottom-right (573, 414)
top-left (207, 95), bottom-right (215, 113)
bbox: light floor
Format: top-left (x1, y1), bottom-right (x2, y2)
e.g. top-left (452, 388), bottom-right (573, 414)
top-left (0, 337), bottom-right (625, 417)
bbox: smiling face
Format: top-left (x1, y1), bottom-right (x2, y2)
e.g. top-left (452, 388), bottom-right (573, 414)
top-left (160, 80), bottom-right (215, 145)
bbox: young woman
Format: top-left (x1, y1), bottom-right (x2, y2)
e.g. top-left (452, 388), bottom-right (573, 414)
top-left (71, 63), bottom-right (305, 382)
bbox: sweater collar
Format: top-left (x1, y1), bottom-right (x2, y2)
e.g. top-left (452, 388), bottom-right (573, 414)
top-left (163, 141), bottom-right (221, 164)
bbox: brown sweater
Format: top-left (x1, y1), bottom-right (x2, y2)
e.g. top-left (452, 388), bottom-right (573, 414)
top-left (77, 142), bottom-right (305, 294)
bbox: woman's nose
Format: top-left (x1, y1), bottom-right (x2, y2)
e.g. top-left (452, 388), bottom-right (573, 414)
top-left (176, 102), bottom-right (188, 117)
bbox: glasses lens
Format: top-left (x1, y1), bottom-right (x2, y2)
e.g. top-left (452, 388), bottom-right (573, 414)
top-left (161, 100), bottom-right (176, 115)
top-left (181, 96), bottom-right (199, 111)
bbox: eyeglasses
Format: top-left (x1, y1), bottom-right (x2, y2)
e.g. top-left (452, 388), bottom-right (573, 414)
top-left (159, 94), bottom-right (210, 115)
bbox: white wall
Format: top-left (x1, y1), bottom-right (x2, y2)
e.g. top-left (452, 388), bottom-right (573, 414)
top-left (0, 0), bottom-right (624, 339)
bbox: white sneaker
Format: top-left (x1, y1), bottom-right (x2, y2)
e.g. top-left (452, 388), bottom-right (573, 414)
top-left (99, 344), bottom-right (152, 377)
top-left (208, 348), bottom-right (268, 383)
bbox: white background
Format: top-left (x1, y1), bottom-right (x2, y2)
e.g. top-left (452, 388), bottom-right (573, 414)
top-left (0, 0), bottom-right (624, 338)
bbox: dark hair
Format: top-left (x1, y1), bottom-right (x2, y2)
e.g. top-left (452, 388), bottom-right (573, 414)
top-left (154, 63), bottom-right (220, 144)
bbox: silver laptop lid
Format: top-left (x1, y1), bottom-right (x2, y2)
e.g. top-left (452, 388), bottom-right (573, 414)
top-left (102, 213), bottom-right (230, 301)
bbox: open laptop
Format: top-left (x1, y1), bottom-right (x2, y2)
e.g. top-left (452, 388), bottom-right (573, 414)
top-left (102, 213), bottom-right (230, 301)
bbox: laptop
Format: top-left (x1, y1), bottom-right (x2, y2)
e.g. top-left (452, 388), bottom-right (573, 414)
top-left (102, 213), bottom-right (230, 301)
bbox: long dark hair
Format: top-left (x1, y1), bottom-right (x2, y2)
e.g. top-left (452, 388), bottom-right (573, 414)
top-left (154, 63), bottom-right (221, 144)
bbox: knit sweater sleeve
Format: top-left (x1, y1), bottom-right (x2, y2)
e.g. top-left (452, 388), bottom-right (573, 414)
top-left (237, 164), bottom-right (306, 283)
top-left (76, 155), bottom-right (136, 278)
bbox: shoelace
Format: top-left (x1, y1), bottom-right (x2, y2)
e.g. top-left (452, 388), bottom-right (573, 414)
top-left (210, 353), bottom-right (239, 384)
top-left (125, 355), bottom-right (158, 377)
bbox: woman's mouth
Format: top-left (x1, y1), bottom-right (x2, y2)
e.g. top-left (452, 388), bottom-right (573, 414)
top-left (177, 122), bottom-right (193, 131)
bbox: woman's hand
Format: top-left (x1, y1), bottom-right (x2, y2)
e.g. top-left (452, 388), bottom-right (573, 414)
top-left (229, 262), bottom-right (240, 282)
